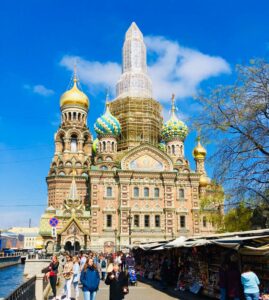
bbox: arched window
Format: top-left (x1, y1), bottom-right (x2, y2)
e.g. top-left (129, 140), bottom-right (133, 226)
top-left (179, 189), bottom-right (184, 199)
top-left (154, 188), bottom-right (160, 198)
top-left (60, 135), bottom-right (65, 152)
top-left (106, 187), bottom-right (112, 197)
top-left (134, 187), bottom-right (139, 198)
top-left (59, 171), bottom-right (65, 176)
top-left (203, 216), bottom-right (207, 228)
top-left (101, 165), bottom-right (108, 170)
top-left (73, 112), bottom-right (76, 121)
top-left (144, 187), bottom-right (149, 197)
top-left (172, 145), bottom-right (175, 155)
top-left (71, 135), bottom-right (78, 153)
top-left (111, 142), bottom-right (115, 152)
top-left (68, 112), bottom-right (72, 121)
top-left (103, 141), bottom-right (106, 151)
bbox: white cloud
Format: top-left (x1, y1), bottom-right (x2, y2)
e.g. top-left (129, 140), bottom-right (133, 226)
top-left (24, 84), bottom-right (54, 97)
top-left (60, 35), bottom-right (231, 102)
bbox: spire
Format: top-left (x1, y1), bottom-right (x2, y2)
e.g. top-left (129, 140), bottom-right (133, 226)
top-left (116, 22), bottom-right (152, 99)
top-left (73, 62), bottom-right (78, 84)
top-left (171, 94), bottom-right (177, 119)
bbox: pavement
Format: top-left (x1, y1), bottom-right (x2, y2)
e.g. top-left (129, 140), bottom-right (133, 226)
top-left (48, 278), bottom-right (211, 300)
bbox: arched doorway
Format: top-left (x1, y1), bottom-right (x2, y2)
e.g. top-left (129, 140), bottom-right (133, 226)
top-left (46, 241), bottom-right (54, 253)
top-left (64, 241), bottom-right (81, 255)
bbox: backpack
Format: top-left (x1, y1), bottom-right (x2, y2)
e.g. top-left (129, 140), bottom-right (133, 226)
top-left (101, 260), bottom-right (106, 268)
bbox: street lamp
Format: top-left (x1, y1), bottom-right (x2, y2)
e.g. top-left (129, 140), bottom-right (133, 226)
top-left (114, 228), bottom-right (118, 252)
top-left (73, 227), bottom-right (77, 255)
top-left (127, 214), bottom-right (133, 247)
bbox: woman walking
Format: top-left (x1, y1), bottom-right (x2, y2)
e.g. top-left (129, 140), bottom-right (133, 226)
top-left (80, 257), bottom-right (100, 300)
top-left (46, 255), bottom-right (59, 300)
top-left (62, 254), bottom-right (73, 300)
top-left (241, 265), bottom-right (260, 300)
top-left (105, 263), bottom-right (129, 300)
top-left (73, 256), bottom-right (80, 300)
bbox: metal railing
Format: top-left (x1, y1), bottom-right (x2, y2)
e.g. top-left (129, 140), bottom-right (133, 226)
top-left (5, 276), bottom-right (36, 300)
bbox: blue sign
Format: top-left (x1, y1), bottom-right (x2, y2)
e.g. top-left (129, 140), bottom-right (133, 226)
top-left (49, 217), bottom-right (59, 227)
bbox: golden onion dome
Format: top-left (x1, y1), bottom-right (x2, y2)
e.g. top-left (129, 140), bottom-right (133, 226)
top-left (199, 174), bottom-right (210, 187)
top-left (193, 138), bottom-right (207, 160)
top-left (60, 76), bottom-right (89, 110)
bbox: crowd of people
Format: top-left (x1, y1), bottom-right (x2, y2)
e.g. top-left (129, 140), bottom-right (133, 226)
top-left (44, 251), bottom-right (135, 300)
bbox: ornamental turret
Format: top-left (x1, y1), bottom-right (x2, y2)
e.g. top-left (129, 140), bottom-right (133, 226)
top-left (161, 95), bottom-right (188, 160)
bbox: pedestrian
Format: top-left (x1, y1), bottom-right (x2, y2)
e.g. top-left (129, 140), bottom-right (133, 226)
top-left (61, 254), bottom-right (73, 300)
top-left (45, 255), bottom-right (59, 300)
top-left (107, 256), bottom-right (114, 273)
top-left (80, 257), bottom-right (100, 300)
top-left (219, 262), bottom-right (228, 300)
top-left (241, 265), bottom-right (260, 300)
top-left (226, 262), bottom-right (242, 300)
top-left (80, 253), bottom-right (87, 271)
top-left (105, 263), bottom-right (129, 300)
top-left (100, 255), bottom-right (107, 280)
top-left (73, 256), bottom-right (80, 300)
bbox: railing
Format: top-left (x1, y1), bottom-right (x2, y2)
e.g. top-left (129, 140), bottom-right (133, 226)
top-left (5, 276), bottom-right (36, 300)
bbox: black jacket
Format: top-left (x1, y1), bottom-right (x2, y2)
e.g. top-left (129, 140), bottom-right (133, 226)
top-left (105, 271), bottom-right (128, 300)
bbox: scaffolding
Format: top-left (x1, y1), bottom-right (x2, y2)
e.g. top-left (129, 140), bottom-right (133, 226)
top-left (110, 97), bottom-right (163, 151)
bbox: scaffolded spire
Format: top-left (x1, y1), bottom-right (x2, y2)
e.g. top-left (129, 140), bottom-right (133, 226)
top-left (116, 22), bottom-right (152, 99)
top-left (69, 170), bottom-right (79, 200)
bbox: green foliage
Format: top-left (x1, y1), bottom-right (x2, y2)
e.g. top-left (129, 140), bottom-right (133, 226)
top-left (224, 202), bottom-right (253, 232)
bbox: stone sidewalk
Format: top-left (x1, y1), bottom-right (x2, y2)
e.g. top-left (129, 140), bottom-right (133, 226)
top-left (49, 278), bottom-right (210, 300)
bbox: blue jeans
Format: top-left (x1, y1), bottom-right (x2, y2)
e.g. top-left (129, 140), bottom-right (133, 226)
top-left (220, 288), bottom-right (226, 300)
top-left (244, 293), bottom-right (260, 300)
top-left (83, 291), bottom-right (97, 300)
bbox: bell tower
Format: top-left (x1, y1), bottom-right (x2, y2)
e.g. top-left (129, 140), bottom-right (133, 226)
top-left (47, 69), bottom-right (93, 209)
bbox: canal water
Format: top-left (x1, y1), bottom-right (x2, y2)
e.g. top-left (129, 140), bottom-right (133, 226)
top-left (0, 264), bottom-right (25, 298)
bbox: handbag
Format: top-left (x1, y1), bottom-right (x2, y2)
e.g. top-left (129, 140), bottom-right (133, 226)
top-left (122, 286), bottom-right (129, 295)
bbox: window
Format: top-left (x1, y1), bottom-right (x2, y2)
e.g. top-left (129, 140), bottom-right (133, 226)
top-left (134, 187), bottom-right (139, 198)
top-left (154, 188), bottom-right (160, 198)
top-left (179, 189), bottom-right (184, 199)
top-left (71, 135), bottom-right (78, 153)
top-left (144, 215), bottom-right (150, 227)
top-left (101, 165), bottom-right (108, 170)
top-left (134, 215), bottom-right (140, 227)
top-left (203, 216), bottom-right (207, 228)
top-left (180, 216), bottom-right (186, 228)
top-left (106, 187), bottom-right (112, 197)
top-left (106, 215), bottom-right (112, 227)
top-left (144, 187), bottom-right (149, 197)
top-left (155, 215), bottom-right (160, 227)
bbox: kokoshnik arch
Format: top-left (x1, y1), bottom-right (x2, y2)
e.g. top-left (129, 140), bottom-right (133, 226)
top-left (39, 22), bottom-right (217, 253)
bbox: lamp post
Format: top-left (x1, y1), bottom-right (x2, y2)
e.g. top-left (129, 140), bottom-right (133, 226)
top-left (127, 214), bottom-right (133, 247)
top-left (114, 228), bottom-right (118, 253)
top-left (73, 227), bottom-right (77, 255)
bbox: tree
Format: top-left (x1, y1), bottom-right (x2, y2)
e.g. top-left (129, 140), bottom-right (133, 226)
top-left (195, 59), bottom-right (269, 204)
top-left (224, 202), bottom-right (253, 232)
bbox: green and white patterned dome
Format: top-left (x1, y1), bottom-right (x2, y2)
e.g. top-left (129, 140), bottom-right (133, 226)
top-left (94, 104), bottom-right (121, 138)
top-left (92, 138), bottom-right (99, 154)
top-left (161, 96), bottom-right (188, 142)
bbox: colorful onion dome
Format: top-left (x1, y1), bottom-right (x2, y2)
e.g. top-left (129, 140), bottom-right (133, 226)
top-left (94, 103), bottom-right (121, 137)
top-left (193, 137), bottom-right (207, 160)
top-left (161, 95), bottom-right (188, 142)
top-left (92, 138), bottom-right (99, 153)
top-left (60, 73), bottom-right (89, 110)
top-left (158, 141), bottom-right (166, 152)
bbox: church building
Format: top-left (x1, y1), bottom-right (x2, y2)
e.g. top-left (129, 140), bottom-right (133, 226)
top-left (39, 22), bottom-right (217, 253)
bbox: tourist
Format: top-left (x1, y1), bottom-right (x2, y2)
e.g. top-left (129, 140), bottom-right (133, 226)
top-left (80, 257), bottom-right (100, 300)
top-left (80, 253), bottom-right (87, 271)
top-left (61, 254), bottom-right (73, 300)
top-left (107, 256), bottom-right (114, 273)
top-left (241, 265), bottom-right (260, 300)
top-left (126, 254), bottom-right (135, 269)
top-left (105, 263), bottom-right (129, 300)
top-left (100, 255), bottom-right (107, 280)
top-left (46, 255), bottom-right (59, 300)
top-left (73, 256), bottom-right (80, 300)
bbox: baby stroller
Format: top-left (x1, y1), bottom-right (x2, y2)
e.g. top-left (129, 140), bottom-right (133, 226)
top-left (128, 266), bottom-right (137, 286)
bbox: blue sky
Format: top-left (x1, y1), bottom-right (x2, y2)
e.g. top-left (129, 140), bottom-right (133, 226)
top-left (0, 0), bottom-right (268, 228)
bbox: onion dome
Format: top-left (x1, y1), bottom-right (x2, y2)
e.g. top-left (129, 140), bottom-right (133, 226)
top-left (199, 174), bottom-right (211, 187)
top-left (193, 137), bottom-right (207, 160)
top-left (92, 138), bottom-right (99, 154)
top-left (158, 141), bottom-right (166, 152)
top-left (94, 103), bottom-right (121, 137)
top-left (161, 95), bottom-right (188, 142)
top-left (60, 72), bottom-right (89, 110)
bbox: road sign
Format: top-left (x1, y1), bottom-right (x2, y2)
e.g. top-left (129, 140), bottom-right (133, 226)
top-left (51, 227), bottom-right (57, 238)
top-left (49, 217), bottom-right (59, 227)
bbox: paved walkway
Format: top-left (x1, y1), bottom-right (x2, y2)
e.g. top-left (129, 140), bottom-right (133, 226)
top-left (49, 279), bottom-right (210, 300)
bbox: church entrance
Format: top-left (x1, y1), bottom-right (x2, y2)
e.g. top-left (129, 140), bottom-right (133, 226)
top-left (64, 241), bottom-right (81, 255)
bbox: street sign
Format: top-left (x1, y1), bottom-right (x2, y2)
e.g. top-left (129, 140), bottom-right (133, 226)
top-left (51, 227), bottom-right (57, 238)
top-left (49, 217), bottom-right (59, 227)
